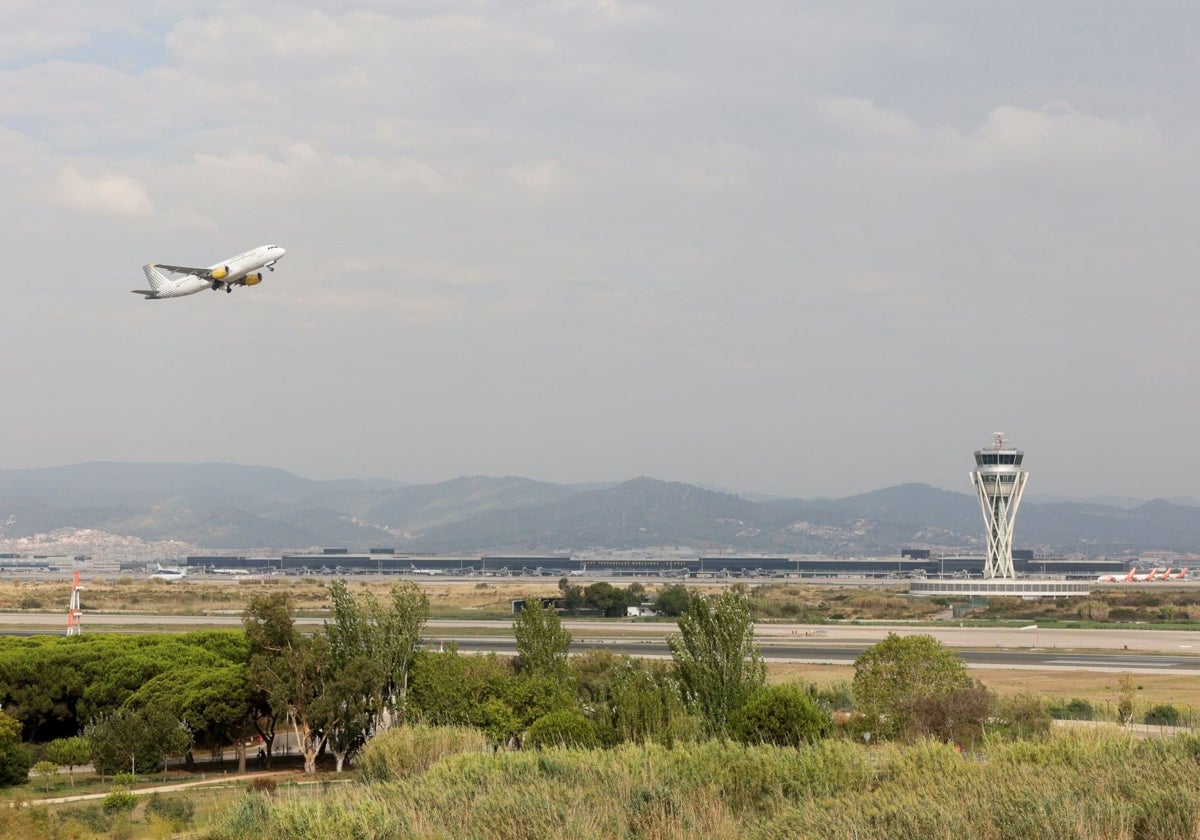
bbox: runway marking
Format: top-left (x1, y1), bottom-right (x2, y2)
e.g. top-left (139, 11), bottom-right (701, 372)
top-left (1046, 658), bottom-right (1176, 668)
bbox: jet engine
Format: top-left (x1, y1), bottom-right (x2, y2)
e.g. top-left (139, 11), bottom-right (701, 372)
top-left (210, 265), bottom-right (230, 280)
top-left (243, 272), bottom-right (263, 286)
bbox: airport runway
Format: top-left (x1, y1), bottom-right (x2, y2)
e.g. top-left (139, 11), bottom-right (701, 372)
top-left (4, 611), bottom-right (1200, 672)
top-left (445, 637), bottom-right (1200, 674)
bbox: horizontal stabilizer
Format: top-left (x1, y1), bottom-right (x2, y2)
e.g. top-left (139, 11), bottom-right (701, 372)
top-left (131, 290), bottom-right (159, 298)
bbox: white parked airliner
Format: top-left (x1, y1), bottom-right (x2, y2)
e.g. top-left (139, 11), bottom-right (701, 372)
top-left (132, 244), bottom-right (286, 299)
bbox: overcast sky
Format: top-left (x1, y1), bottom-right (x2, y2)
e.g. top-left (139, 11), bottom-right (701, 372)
top-left (1, 2), bottom-right (1197, 500)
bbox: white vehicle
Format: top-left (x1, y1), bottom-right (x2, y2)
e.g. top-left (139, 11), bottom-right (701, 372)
top-left (132, 244), bottom-right (286, 299)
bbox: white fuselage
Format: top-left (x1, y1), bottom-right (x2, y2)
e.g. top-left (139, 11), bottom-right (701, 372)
top-left (141, 244), bottom-right (287, 299)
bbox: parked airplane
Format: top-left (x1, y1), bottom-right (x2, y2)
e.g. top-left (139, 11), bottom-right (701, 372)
top-left (409, 564), bottom-right (444, 576)
top-left (150, 564), bottom-right (186, 582)
top-left (1096, 569), bottom-right (1137, 583)
top-left (132, 244), bottom-right (286, 299)
top-left (210, 567), bottom-right (251, 577)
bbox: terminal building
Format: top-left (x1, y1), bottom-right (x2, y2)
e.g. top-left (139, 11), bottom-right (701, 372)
top-left (182, 548), bottom-right (1126, 581)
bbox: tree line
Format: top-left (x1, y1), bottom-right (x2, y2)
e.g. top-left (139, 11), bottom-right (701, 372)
top-left (0, 581), bottom-right (1029, 785)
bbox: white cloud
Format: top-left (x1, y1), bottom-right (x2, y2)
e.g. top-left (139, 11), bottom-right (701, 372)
top-left (966, 103), bottom-right (1162, 170)
top-left (818, 96), bottom-right (1164, 177)
top-left (505, 159), bottom-right (568, 199)
top-left (819, 97), bottom-right (922, 144)
top-left (54, 166), bottom-right (154, 216)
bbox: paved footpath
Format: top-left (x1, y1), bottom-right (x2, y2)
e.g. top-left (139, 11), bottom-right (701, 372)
top-left (19, 770), bottom-right (312, 807)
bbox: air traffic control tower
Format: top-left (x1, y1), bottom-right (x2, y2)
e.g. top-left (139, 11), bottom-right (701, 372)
top-left (910, 434), bottom-right (1090, 598)
top-left (970, 433), bottom-right (1028, 579)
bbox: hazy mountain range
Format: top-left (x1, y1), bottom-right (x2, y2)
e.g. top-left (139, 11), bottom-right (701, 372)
top-left (1, 462), bottom-right (1199, 557)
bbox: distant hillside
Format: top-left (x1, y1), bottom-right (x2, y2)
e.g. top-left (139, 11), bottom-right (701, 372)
top-left (0, 462), bottom-right (403, 509)
top-left (2, 462), bottom-right (1200, 556)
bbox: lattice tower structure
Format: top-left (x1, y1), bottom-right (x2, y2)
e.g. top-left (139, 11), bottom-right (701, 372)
top-left (66, 570), bottom-right (82, 636)
top-left (969, 433), bottom-right (1028, 579)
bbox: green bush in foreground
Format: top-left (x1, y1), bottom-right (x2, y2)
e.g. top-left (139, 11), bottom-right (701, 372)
top-left (1145, 704), bottom-right (1181, 726)
top-left (145, 792), bottom-right (195, 829)
top-left (729, 683), bottom-right (831, 747)
top-left (101, 787), bottom-right (138, 815)
top-left (525, 709), bottom-right (598, 749)
top-left (205, 730), bottom-right (1200, 840)
top-left (1048, 697), bottom-right (1095, 721)
top-left (355, 725), bottom-right (488, 782)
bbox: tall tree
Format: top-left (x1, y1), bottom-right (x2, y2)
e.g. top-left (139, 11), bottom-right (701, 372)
top-left (374, 582), bottom-right (430, 720)
top-left (323, 581), bottom-right (386, 771)
top-left (46, 736), bottom-right (91, 786)
top-left (84, 704), bottom-right (190, 776)
top-left (668, 590), bottom-right (765, 736)
top-left (127, 665), bottom-right (260, 773)
top-left (244, 592), bottom-right (331, 774)
top-left (0, 710), bottom-right (28, 788)
top-left (513, 597), bottom-right (572, 680)
top-left (653, 584), bottom-right (692, 617)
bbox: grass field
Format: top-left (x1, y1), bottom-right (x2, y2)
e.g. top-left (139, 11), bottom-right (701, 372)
top-left (7, 576), bottom-right (1200, 627)
top-left (769, 661), bottom-right (1200, 720)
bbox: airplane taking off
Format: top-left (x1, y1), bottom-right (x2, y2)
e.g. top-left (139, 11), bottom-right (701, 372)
top-left (132, 244), bottom-right (286, 299)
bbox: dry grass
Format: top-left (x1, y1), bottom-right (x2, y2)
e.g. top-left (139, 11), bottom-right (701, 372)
top-left (0, 578), bottom-right (929, 620)
top-left (0, 578), bottom-right (571, 617)
top-left (768, 662), bottom-right (1200, 713)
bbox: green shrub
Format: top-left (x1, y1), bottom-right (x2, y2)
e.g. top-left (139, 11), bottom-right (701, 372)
top-left (1144, 704), bottom-right (1181, 726)
top-left (209, 793), bottom-right (271, 838)
top-left (0, 740), bottom-right (29, 787)
top-left (1048, 698), bottom-right (1095, 720)
top-left (730, 684), bottom-right (831, 746)
top-left (526, 709), bottom-right (599, 749)
top-left (356, 725), bottom-right (488, 782)
top-left (993, 694), bottom-right (1053, 740)
top-left (811, 681), bottom-right (854, 711)
top-left (144, 792), bottom-right (195, 827)
top-left (247, 776), bottom-right (277, 794)
top-left (56, 805), bottom-right (112, 833)
top-left (101, 788), bottom-right (138, 815)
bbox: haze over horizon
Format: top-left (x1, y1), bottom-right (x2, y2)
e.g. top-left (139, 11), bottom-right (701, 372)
top-left (3, 4), bottom-right (1197, 501)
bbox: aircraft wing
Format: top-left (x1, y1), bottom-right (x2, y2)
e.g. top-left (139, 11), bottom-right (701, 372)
top-left (151, 263), bottom-right (212, 278)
